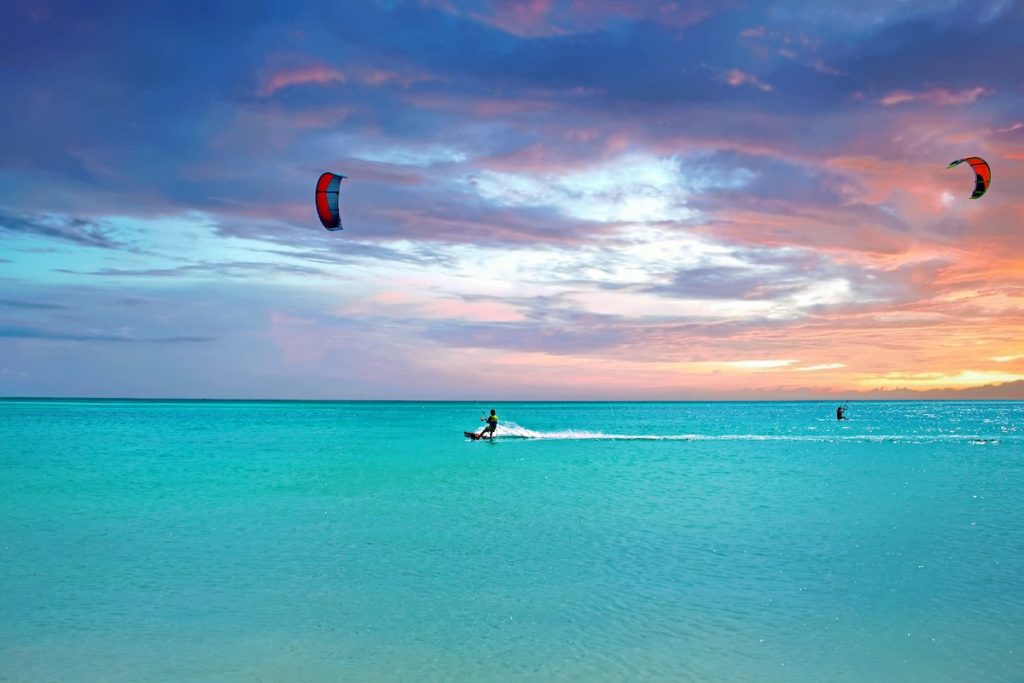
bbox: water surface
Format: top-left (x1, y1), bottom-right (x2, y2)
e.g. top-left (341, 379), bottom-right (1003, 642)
top-left (2, 400), bottom-right (1022, 682)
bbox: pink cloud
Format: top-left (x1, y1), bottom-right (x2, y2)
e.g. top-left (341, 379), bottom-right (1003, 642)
top-left (359, 67), bottom-right (439, 88)
top-left (697, 207), bottom-right (916, 256)
top-left (258, 65), bottom-right (346, 97)
top-left (470, 0), bottom-right (563, 38)
top-left (363, 69), bottom-right (398, 86)
top-left (740, 25), bottom-right (820, 64)
top-left (341, 291), bottom-right (524, 323)
top-left (723, 69), bottom-right (772, 92)
top-left (879, 91), bottom-right (917, 106)
top-left (258, 63), bottom-right (436, 97)
top-left (879, 86), bottom-right (992, 107)
top-left (469, 126), bottom-right (637, 175)
top-left (812, 59), bottom-right (842, 76)
top-left (826, 155), bottom-right (947, 210)
top-left (440, 0), bottom-right (716, 38)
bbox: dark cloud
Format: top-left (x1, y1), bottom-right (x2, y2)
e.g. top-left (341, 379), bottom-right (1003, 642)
top-left (0, 1), bottom-right (297, 167)
top-left (58, 261), bottom-right (328, 279)
top-left (360, 201), bottom-right (621, 246)
top-left (837, 3), bottom-right (1023, 93)
top-left (0, 324), bottom-right (213, 343)
top-left (687, 150), bottom-right (850, 206)
top-left (651, 265), bottom-right (806, 300)
top-left (0, 211), bottom-right (125, 249)
top-left (210, 193), bottom-right (615, 250)
top-left (210, 216), bottom-right (466, 265)
top-left (321, 3), bottom-right (770, 109)
top-left (0, 299), bottom-right (68, 310)
top-left (261, 245), bottom-right (454, 267)
top-left (826, 380), bottom-right (1024, 400)
top-left (643, 245), bottom-right (933, 306)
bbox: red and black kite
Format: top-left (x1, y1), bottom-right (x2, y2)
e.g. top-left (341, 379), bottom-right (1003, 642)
top-left (947, 157), bottom-right (990, 200)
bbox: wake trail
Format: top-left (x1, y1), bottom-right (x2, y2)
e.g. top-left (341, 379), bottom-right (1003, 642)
top-left (491, 422), bottom-right (1006, 445)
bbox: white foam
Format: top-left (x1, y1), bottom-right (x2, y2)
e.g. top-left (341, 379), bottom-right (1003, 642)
top-left (491, 421), bottom-right (1004, 444)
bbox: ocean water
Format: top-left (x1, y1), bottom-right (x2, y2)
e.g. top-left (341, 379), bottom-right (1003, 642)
top-left (1, 399), bottom-right (1022, 682)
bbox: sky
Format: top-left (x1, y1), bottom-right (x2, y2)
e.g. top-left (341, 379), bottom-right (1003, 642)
top-left (2, 0), bottom-right (1024, 400)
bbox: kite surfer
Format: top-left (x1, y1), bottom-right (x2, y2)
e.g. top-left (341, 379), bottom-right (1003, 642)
top-left (478, 409), bottom-right (499, 439)
top-left (836, 403), bottom-right (848, 420)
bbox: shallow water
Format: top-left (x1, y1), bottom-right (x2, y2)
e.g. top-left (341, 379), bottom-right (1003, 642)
top-left (2, 400), bottom-right (1022, 682)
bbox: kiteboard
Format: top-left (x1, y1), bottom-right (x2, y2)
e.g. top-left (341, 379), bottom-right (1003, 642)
top-left (464, 431), bottom-right (493, 441)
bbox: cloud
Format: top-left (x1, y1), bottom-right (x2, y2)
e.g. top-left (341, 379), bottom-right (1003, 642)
top-left (650, 263), bottom-right (816, 301)
top-left (724, 359), bottom-right (795, 369)
top-left (469, 153), bottom-right (753, 224)
top-left (870, 380), bottom-right (1024, 400)
top-left (723, 69), bottom-right (773, 92)
top-left (472, 0), bottom-right (561, 37)
top-left (763, 0), bottom-right (1014, 33)
top-left (711, 379), bottom-right (1024, 400)
top-left (427, 0), bottom-right (718, 37)
top-left (2, 0), bottom-right (1023, 398)
top-left (0, 211), bottom-right (126, 249)
top-left (0, 325), bottom-right (214, 343)
top-left (257, 63), bottom-right (438, 97)
top-left (425, 319), bottom-right (628, 354)
top-left (0, 299), bottom-right (67, 310)
top-left (833, 3), bottom-right (1022, 95)
top-left (258, 65), bottom-right (345, 97)
top-left (261, 244), bottom-right (455, 268)
top-left (795, 363), bottom-right (845, 371)
top-left (859, 369), bottom-right (1024, 390)
top-left (568, 0), bottom-right (717, 29)
top-left (879, 86), bottom-right (992, 107)
top-left (60, 261), bottom-right (329, 280)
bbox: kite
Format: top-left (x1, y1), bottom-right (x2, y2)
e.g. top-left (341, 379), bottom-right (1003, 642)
top-left (946, 157), bottom-right (990, 200)
top-left (315, 172), bottom-right (347, 230)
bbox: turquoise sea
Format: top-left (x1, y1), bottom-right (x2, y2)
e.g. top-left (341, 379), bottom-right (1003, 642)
top-left (2, 399), bottom-right (1022, 682)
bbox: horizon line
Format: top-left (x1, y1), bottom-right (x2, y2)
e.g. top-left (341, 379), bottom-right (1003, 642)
top-left (2, 396), bottom-right (1021, 403)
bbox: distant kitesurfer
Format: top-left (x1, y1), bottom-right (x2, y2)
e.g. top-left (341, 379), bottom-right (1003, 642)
top-left (478, 409), bottom-right (499, 439)
top-left (836, 404), bottom-right (847, 420)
